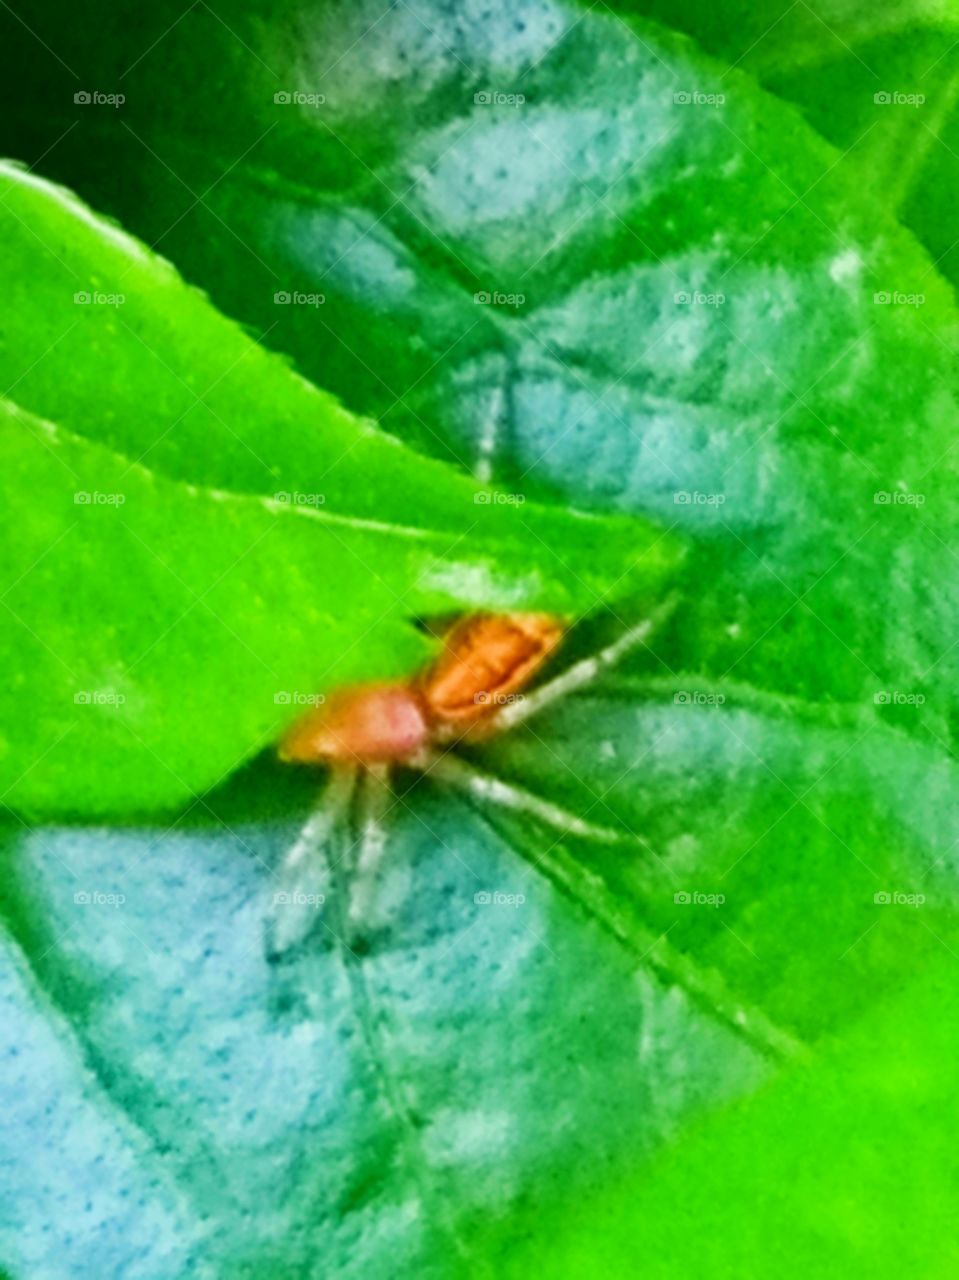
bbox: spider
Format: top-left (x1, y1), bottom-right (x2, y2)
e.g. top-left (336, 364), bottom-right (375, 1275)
top-left (270, 605), bottom-right (670, 952)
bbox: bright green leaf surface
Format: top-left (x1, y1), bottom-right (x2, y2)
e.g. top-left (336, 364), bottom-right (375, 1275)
top-left (0, 163), bottom-right (677, 816)
top-left (487, 959), bottom-right (959, 1277)
top-left (1, 398), bottom-right (663, 818)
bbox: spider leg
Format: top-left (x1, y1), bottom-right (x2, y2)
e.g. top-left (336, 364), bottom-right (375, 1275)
top-left (269, 764), bottom-right (357, 954)
top-left (344, 763), bottom-right (393, 931)
top-left (318, 761), bottom-right (473, 1259)
top-left (422, 751), bottom-right (630, 844)
top-left (487, 591), bottom-right (678, 734)
top-left (472, 380), bottom-right (505, 485)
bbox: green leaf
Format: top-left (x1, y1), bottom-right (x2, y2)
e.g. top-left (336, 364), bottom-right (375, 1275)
top-left (594, 0), bottom-right (959, 293)
top-left (0, 1), bottom-right (957, 1276)
top-left (5, 3), bottom-right (958, 730)
top-left (483, 957), bottom-right (959, 1277)
top-left (0, 162), bottom-right (678, 817)
top-left (0, 774), bottom-right (769, 1277)
top-left (474, 677), bottom-right (959, 1045)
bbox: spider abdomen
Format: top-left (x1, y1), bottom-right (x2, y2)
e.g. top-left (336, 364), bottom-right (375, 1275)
top-left (278, 683), bottom-right (430, 766)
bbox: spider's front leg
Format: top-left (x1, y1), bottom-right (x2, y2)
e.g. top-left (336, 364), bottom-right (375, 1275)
top-left (417, 596), bottom-right (679, 846)
top-left (485, 592), bottom-right (679, 736)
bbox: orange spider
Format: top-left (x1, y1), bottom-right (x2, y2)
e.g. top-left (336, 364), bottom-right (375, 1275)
top-left (278, 612), bottom-right (565, 768)
top-left (271, 608), bottom-right (664, 952)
